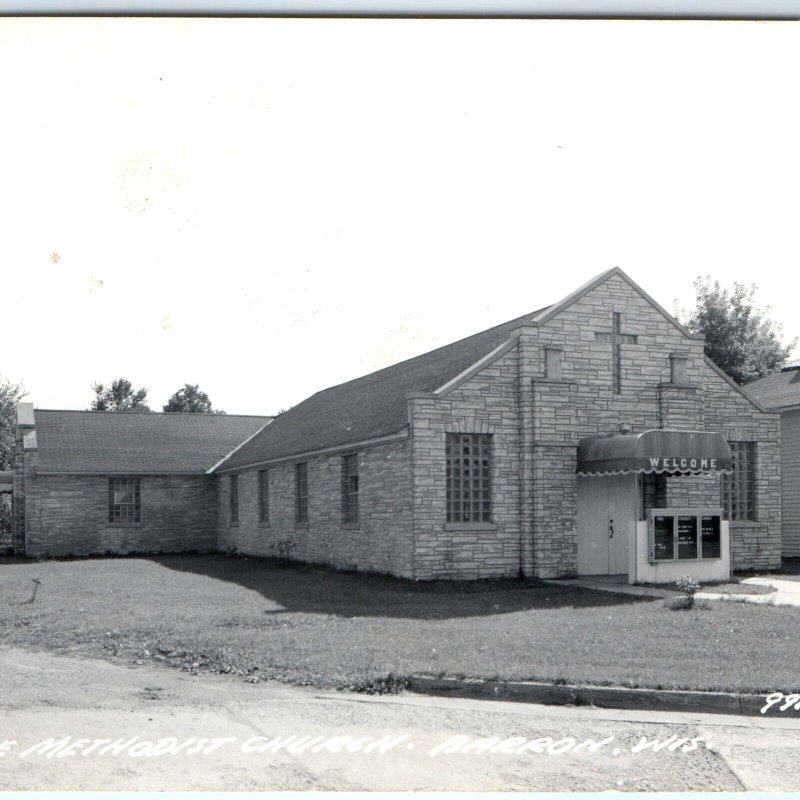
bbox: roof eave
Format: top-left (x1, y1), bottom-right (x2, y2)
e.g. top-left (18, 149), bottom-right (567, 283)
top-left (433, 338), bottom-right (518, 397)
top-left (214, 427), bottom-right (410, 474)
top-left (703, 356), bottom-right (775, 415)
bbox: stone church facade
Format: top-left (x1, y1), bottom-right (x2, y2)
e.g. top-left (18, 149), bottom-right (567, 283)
top-left (11, 269), bottom-right (782, 581)
top-left (214, 268), bottom-right (781, 580)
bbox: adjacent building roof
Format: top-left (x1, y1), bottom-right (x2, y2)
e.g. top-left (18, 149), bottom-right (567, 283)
top-left (740, 366), bottom-right (800, 410)
top-left (33, 410), bottom-right (272, 474)
top-left (216, 305), bottom-right (551, 471)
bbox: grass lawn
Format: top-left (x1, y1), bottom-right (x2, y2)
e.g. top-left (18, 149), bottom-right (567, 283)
top-left (0, 554), bottom-right (797, 694)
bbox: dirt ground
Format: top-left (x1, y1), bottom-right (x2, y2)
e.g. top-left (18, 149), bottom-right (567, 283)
top-left (1, 647), bottom-right (799, 792)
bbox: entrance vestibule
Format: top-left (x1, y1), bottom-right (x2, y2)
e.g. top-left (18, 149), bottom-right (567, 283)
top-left (575, 429), bottom-right (733, 584)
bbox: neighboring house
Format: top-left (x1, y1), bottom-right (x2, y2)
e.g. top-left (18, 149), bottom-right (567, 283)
top-left (742, 366), bottom-right (800, 557)
top-left (11, 268), bottom-right (782, 582)
top-left (12, 409), bottom-right (271, 556)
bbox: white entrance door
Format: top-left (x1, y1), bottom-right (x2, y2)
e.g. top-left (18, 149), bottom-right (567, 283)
top-left (576, 474), bottom-right (637, 575)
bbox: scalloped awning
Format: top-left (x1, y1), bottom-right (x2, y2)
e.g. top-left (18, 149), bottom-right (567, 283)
top-left (576, 430), bottom-right (732, 476)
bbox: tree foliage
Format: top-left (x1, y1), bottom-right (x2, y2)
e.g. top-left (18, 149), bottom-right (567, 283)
top-left (679, 277), bottom-right (796, 385)
top-left (0, 376), bottom-right (26, 542)
top-left (0, 376), bottom-right (26, 471)
top-left (90, 378), bottom-right (150, 412)
top-left (163, 384), bottom-right (222, 414)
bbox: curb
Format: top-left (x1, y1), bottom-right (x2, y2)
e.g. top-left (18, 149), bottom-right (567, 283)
top-left (407, 676), bottom-right (775, 717)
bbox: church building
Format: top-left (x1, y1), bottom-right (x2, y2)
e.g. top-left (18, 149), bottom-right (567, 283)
top-left (11, 268), bottom-right (782, 582)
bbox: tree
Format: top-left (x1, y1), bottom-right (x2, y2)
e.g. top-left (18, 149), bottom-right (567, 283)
top-left (90, 378), bottom-right (150, 412)
top-left (0, 376), bottom-right (26, 471)
top-left (163, 384), bottom-right (222, 414)
top-left (678, 277), bottom-right (796, 385)
top-left (0, 376), bottom-right (26, 543)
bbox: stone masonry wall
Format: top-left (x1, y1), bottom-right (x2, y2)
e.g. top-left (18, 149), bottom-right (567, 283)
top-left (703, 367), bottom-right (781, 570)
top-left (408, 272), bottom-right (781, 579)
top-left (520, 272), bottom-right (780, 575)
top-left (217, 439), bottom-right (414, 578)
top-left (409, 347), bottom-right (522, 580)
top-left (23, 474), bottom-right (218, 557)
top-left (663, 472), bottom-right (723, 510)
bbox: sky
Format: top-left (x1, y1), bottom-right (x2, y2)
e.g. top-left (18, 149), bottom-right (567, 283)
top-left (2, 18), bottom-right (799, 415)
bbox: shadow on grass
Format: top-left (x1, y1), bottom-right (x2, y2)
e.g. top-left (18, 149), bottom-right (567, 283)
top-left (146, 553), bottom-right (653, 620)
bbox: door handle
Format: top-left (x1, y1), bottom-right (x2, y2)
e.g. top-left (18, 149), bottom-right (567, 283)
top-left (609, 518), bottom-right (614, 538)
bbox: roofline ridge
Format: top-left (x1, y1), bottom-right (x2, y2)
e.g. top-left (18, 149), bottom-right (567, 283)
top-left (34, 408), bottom-right (273, 419)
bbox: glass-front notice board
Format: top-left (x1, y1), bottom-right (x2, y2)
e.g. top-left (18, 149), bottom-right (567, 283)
top-left (648, 509), bottom-right (723, 563)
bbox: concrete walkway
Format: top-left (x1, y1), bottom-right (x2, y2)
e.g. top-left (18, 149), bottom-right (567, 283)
top-left (697, 577), bottom-right (800, 607)
top-left (548, 575), bottom-right (800, 607)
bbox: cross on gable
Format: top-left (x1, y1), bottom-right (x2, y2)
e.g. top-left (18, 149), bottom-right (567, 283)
top-left (594, 312), bottom-right (638, 394)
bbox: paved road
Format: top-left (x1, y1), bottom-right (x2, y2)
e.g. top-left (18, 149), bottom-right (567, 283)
top-left (0, 648), bottom-right (798, 791)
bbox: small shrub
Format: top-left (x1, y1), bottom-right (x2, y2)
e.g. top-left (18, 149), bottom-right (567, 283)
top-left (675, 575), bottom-right (702, 609)
top-left (275, 540), bottom-right (296, 559)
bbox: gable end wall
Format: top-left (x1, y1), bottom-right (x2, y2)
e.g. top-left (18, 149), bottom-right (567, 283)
top-left (409, 273), bottom-right (781, 579)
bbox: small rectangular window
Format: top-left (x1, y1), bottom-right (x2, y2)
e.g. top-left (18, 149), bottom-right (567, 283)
top-left (229, 475), bottom-right (239, 524)
top-left (342, 453), bottom-right (359, 525)
top-left (108, 477), bottom-right (141, 524)
top-left (670, 354), bottom-right (689, 386)
top-left (545, 348), bottom-right (563, 380)
top-left (722, 442), bottom-right (756, 521)
top-left (258, 469), bottom-right (269, 524)
top-left (295, 463), bottom-right (308, 524)
top-left (446, 433), bottom-right (492, 523)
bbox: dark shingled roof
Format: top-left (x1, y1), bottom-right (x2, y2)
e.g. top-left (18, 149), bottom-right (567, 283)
top-left (34, 410), bottom-right (272, 474)
top-left (219, 306), bottom-right (550, 471)
top-left (741, 367), bottom-right (800, 410)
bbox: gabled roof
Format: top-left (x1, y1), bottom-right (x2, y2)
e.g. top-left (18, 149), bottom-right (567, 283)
top-left (32, 410), bottom-right (272, 474)
top-left (216, 266), bottom-right (715, 472)
top-left (740, 367), bottom-right (800, 410)
top-left (217, 305), bottom-right (551, 471)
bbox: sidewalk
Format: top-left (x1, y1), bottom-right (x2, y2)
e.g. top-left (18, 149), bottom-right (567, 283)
top-left (698, 577), bottom-right (800, 607)
top-left (546, 575), bottom-right (800, 607)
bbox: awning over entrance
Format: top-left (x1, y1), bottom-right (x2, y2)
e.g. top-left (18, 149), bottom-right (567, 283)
top-left (576, 429), bottom-right (732, 476)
